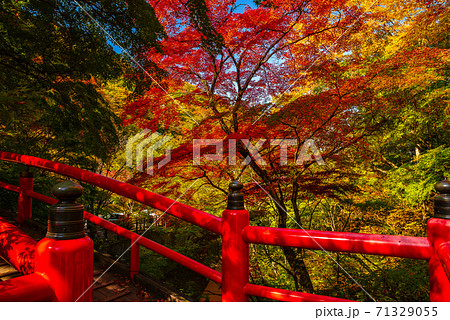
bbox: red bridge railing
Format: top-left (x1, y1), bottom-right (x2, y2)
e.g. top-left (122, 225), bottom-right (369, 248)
top-left (0, 151), bottom-right (450, 302)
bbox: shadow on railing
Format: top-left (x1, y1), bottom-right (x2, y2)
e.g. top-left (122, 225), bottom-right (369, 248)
top-left (1, 151), bottom-right (450, 302)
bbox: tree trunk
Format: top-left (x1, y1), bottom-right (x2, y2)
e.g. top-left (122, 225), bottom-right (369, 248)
top-left (236, 141), bottom-right (314, 293)
top-left (277, 206), bottom-right (314, 293)
top-left (282, 246), bottom-right (314, 293)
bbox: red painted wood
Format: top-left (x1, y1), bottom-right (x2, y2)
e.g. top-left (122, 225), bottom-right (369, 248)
top-left (130, 241), bottom-right (140, 281)
top-left (222, 209), bottom-right (249, 302)
top-left (34, 236), bottom-right (94, 301)
top-left (3, 151), bottom-right (449, 302)
top-left (1, 179), bottom-right (223, 286)
top-left (0, 217), bottom-right (36, 274)
top-left (0, 175), bottom-right (220, 285)
top-left (428, 218), bottom-right (450, 301)
top-left (84, 211), bottom-right (222, 284)
top-left (0, 274), bottom-right (55, 302)
top-left (2, 180), bottom-right (222, 283)
top-left (25, 190), bottom-right (57, 205)
top-left (244, 283), bottom-right (354, 302)
top-left (17, 172), bottom-right (33, 224)
top-left (0, 181), bottom-right (20, 193)
top-left (0, 151), bottom-right (222, 234)
top-left (243, 226), bottom-right (433, 259)
top-left (437, 242), bottom-right (450, 281)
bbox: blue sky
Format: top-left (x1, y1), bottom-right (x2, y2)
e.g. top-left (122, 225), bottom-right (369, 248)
top-left (235, 0), bottom-right (256, 12)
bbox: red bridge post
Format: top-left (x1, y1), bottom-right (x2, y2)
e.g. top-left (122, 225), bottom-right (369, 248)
top-left (428, 178), bottom-right (450, 301)
top-left (34, 180), bottom-right (94, 301)
top-left (17, 169), bottom-right (33, 224)
top-left (130, 235), bottom-right (140, 281)
top-left (222, 181), bottom-right (249, 302)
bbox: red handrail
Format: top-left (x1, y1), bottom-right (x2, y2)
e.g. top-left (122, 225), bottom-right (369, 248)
top-left (0, 151), bottom-right (222, 234)
top-left (0, 217), bottom-right (36, 274)
top-left (0, 274), bottom-right (55, 302)
top-left (243, 226), bottom-right (433, 260)
top-left (243, 283), bottom-right (353, 302)
top-left (84, 211), bottom-right (222, 284)
top-left (14, 185), bottom-right (223, 284)
top-left (1, 151), bottom-right (450, 302)
top-left (0, 181), bottom-right (20, 193)
top-left (25, 190), bottom-right (57, 205)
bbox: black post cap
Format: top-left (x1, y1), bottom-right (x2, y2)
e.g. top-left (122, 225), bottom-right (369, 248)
top-left (46, 180), bottom-right (85, 240)
top-left (434, 178), bottom-right (450, 219)
top-left (227, 180), bottom-right (245, 210)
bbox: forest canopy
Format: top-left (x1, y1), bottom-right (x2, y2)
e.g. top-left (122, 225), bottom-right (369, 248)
top-left (1, 0), bottom-right (449, 301)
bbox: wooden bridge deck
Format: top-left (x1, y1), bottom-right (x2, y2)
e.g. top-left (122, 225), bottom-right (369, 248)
top-left (0, 257), bottom-right (22, 282)
top-left (92, 265), bottom-right (157, 301)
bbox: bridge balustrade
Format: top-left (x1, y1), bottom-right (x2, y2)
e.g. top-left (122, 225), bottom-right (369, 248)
top-left (0, 151), bottom-right (450, 302)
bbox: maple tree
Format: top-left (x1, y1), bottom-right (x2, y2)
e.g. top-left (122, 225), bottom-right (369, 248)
top-left (122, 0), bottom-right (448, 296)
top-left (0, 0), bottom-right (445, 300)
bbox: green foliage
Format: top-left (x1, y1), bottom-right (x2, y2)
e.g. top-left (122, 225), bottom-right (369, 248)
top-left (1, 1), bottom-right (125, 162)
top-left (0, 0), bottom-right (166, 222)
top-left (336, 255), bottom-right (429, 302)
top-left (385, 147), bottom-right (450, 206)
